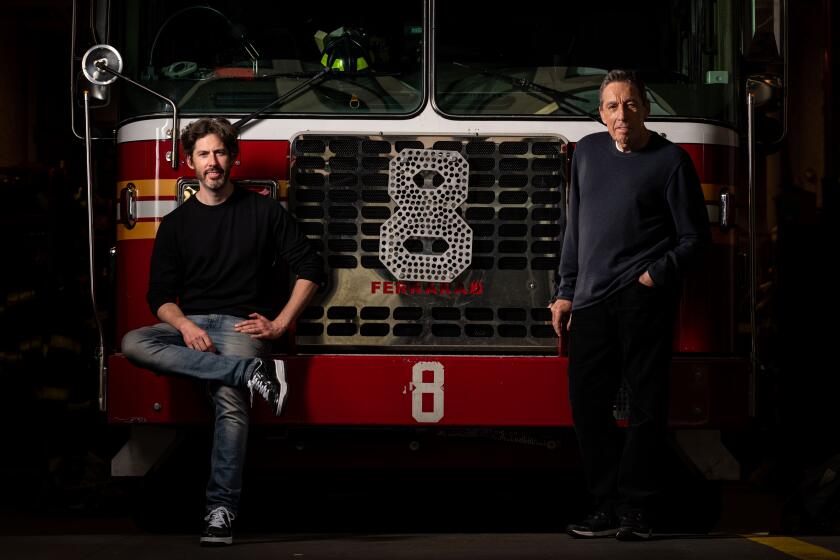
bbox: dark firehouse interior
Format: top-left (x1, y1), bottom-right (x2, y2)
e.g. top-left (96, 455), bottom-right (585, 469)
top-left (0, 0), bottom-right (838, 556)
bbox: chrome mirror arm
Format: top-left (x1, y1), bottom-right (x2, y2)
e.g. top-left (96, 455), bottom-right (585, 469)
top-left (93, 61), bottom-right (179, 170)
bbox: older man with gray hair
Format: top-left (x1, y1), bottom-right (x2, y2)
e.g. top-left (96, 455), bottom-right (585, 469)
top-left (550, 70), bottom-right (710, 540)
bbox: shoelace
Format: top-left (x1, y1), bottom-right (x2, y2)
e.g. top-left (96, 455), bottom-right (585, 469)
top-left (205, 506), bottom-right (234, 528)
top-left (247, 360), bottom-right (271, 405)
top-left (248, 374), bottom-right (273, 403)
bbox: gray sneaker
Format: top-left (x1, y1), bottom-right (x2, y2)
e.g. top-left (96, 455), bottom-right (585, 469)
top-left (200, 506), bottom-right (235, 546)
top-left (246, 358), bottom-right (288, 416)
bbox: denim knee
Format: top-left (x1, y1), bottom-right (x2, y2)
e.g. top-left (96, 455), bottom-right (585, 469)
top-left (121, 329), bottom-right (144, 363)
top-left (211, 384), bottom-right (249, 425)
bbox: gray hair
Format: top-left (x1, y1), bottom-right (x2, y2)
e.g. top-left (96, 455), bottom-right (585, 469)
top-left (598, 69), bottom-right (649, 107)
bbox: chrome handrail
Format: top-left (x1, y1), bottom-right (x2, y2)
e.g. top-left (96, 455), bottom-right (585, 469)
top-left (84, 90), bottom-right (107, 412)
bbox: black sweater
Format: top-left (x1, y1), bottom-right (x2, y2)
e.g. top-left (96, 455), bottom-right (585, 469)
top-left (555, 131), bottom-right (710, 310)
top-left (147, 187), bottom-right (325, 319)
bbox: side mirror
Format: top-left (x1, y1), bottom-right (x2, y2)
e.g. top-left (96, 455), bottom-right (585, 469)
top-left (746, 74), bottom-right (785, 149)
top-left (746, 75), bottom-right (783, 109)
top-left (76, 44), bottom-right (123, 110)
top-left (82, 44), bottom-right (123, 85)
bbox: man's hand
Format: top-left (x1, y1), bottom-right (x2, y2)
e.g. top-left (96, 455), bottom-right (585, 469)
top-left (234, 313), bottom-right (287, 340)
top-left (157, 303), bottom-right (217, 353)
top-left (179, 320), bottom-right (217, 353)
top-left (549, 299), bottom-right (573, 337)
top-left (234, 279), bottom-right (318, 340)
top-left (638, 270), bottom-right (655, 287)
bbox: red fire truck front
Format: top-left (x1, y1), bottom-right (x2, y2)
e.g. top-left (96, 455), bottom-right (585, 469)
top-left (73, 0), bottom-right (786, 475)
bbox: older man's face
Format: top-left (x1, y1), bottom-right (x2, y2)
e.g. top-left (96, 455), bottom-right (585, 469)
top-left (599, 81), bottom-right (650, 151)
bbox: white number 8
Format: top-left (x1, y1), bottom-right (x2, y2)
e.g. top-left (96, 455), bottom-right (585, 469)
top-left (411, 361), bottom-right (444, 423)
top-left (380, 149), bottom-right (472, 282)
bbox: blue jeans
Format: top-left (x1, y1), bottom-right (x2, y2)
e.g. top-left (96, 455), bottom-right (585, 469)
top-left (122, 314), bottom-right (269, 515)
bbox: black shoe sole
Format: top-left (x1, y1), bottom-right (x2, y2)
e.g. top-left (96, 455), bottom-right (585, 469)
top-left (566, 527), bottom-right (618, 538)
top-left (273, 359), bottom-right (288, 416)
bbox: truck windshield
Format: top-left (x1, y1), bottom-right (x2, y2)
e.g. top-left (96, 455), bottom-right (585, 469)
top-left (116, 0), bottom-right (424, 118)
top-left (434, 0), bottom-right (738, 125)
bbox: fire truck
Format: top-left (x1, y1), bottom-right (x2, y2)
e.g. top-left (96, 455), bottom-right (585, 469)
top-left (72, 0), bottom-right (786, 478)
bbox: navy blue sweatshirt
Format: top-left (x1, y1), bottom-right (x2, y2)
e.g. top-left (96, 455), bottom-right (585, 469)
top-left (147, 187), bottom-right (325, 319)
top-left (555, 131), bottom-right (710, 310)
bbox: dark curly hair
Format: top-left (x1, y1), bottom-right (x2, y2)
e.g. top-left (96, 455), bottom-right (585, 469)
top-left (181, 117), bottom-right (239, 159)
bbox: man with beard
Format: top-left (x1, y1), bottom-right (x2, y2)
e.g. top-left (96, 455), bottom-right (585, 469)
top-left (549, 70), bottom-right (710, 540)
top-left (122, 117), bottom-right (324, 546)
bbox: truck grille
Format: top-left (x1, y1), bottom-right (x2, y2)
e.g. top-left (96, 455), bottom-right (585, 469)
top-left (290, 135), bottom-right (566, 352)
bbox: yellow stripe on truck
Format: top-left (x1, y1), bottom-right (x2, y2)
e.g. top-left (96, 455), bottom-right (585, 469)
top-left (115, 179), bottom-right (177, 240)
top-left (116, 179), bottom-right (178, 198)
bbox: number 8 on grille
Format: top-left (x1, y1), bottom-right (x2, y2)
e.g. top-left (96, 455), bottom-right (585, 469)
top-left (379, 149), bottom-right (473, 282)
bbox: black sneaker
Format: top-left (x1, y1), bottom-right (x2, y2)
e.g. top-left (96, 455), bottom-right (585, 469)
top-left (246, 358), bottom-right (288, 416)
top-left (200, 506), bottom-right (235, 546)
top-left (566, 511), bottom-right (619, 538)
top-left (615, 510), bottom-right (652, 541)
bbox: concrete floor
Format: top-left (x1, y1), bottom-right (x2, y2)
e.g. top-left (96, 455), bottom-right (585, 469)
top-left (2, 435), bottom-right (837, 559)
top-left (1, 479), bottom-right (837, 560)
top-left (2, 531), bottom-right (840, 559)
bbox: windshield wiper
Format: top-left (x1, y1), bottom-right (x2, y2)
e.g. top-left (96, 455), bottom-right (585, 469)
top-left (233, 67), bottom-right (332, 130)
top-left (233, 67), bottom-right (408, 127)
top-left (452, 62), bottom-right (603, 124)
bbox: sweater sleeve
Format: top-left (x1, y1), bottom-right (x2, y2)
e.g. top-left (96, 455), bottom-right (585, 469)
top-left (554, 152), bottom-right (580, 302)
top-left (647, 154), bottom-right (711, 289)
top-left (274, 205), bottom-right (327, 288)
top-left (146, 217), bottom-right (182, 316)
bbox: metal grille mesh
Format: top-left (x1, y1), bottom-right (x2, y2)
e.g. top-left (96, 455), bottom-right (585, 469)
top-left (290, 135), bottom-right (566, 352)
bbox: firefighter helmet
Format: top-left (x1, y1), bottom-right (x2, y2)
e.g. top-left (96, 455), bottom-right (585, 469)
top-left (316, 26), bottom-right (371, 72)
